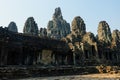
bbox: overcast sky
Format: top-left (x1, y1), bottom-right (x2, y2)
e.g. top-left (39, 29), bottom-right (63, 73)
top-left (0, 0), bottom-right (120, 35)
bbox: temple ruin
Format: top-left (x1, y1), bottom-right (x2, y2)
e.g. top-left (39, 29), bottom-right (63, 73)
top-left (0, 7), bottom-right (120, 69)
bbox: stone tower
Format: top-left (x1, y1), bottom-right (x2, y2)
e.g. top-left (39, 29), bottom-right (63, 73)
top-left (23, 17), bottom-right (38, 36)
top-left (8, 22), bottom-right (18, 33)
top-left (47, 7), bottom-right (70, 39)
top-left (97, 21), bottom-right (112, 43)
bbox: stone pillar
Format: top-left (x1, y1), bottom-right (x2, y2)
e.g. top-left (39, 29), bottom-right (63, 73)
top-left (36, 52), bottom-right (42, 64)
top-left (65, 55), bottom-right (68, 65)
top-left (72, 45), bottom-right (76, 65)
top-left (18, 47), bottom-right (23, 65)
top-left (94, 43), bottom-right (99, 61)
top-left (73, 53), bottom-right (76, 65)
top-left (41, 50), bottom-right (52, 65)
top-left (117, 51), bottom-right (119, 61)
top-left (33, 51), bottom-right (37, 65)
top-left (87, 51), bottom-right (90, 59)
top-left (52, 53), bottom-right (55, 65)
top-left (81, 43), bottom-right (85, 59)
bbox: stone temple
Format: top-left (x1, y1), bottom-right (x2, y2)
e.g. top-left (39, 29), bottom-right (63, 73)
top-left (0, 7), bottom-right (120, 78)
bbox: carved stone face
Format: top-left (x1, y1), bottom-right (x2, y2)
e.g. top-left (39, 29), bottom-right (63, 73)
top-left (53, 7), bottom-right (63, 20)
top-left (112, 29), bottom-right (120, 42)
top-left (72, 16), bottom-right (86, 36)
top-left (97, 21), bottom-right (112, 43)
top-left (47, 7), bottom-right (70, 39)
top-left (23, 17), bottom-right (38, 36)
top-left (8, 22), bottom-right (18, 33)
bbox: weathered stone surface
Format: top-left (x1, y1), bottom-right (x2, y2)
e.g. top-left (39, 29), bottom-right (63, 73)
top-left (82, 32), bottom-right (98, 61)
top-left (41, 50), bottom-right (52, 65)
top-left (72, 16), bottom-right (86, 36)
top-left (96, 65), bottom-right (120, 74)
top-left (1, 7), bottom-right (120, 74)
top-left (112, 29), bottom-right (120, 42)
top-left (65, 16), bottom-right (86, 43)
top-left (39, 28), bottom-right (47, 37)
top-left (23, 17), bottom-right (38, 36)
top-left (64, 17), bottom-right (99, 65)
top-left (97, 21), bottom-right (112, 43)
top-left (82, 32), bottom-right (96, 44)
top-left (111, 29), bottom-right (120, 50)
top-left (8, 22), bottom-right (18, 33)
top-left (47, 7), bottom-right (70, 39)
top-left (0, 27), bottom-right (71, 66)
top-left (53, 7), bottom-right (63, 20)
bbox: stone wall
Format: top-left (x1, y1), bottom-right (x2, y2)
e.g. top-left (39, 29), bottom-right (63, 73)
top-left (0, 27), bottom-right (72, 66)
top-left (41, 50), bottom-right (52, 65)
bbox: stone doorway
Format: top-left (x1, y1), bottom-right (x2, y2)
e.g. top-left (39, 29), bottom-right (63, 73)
top-left (85, 50), bottom-right (89, 59)
top-left (7, 50), bottom-right (18, 65)
top-left (91, 45), bottom-right (95, 56)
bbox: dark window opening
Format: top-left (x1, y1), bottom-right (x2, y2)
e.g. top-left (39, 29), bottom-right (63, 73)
top-left (75, 54), bottom-right (80, 64)
top-left (114, 53), bottom-right (117, 61)
top-left (109, 52), bottom-right (112, 60)
top-left (91, 45), bottom-right (95, 56)
top-left (85, 50), bottom-right (89, 59)
top-left (105, 52), bottom-right (109, 60)
top-left (98, 49), bottom-right (102, 59)
top-left (75, 54), bottom-right (79, 60)
top-left (7, 51), bottom-right (18, 65)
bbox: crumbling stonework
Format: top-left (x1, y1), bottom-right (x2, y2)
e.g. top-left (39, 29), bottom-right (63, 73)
top-left (0, 27), bottom-right (72, 66)
top-left (97, 21), bottom-right (120, 64)
top-left (8, 22), bottom-right (18, 33)
top-left (0, 7), bottom-right (120, 67)
top-left (47, 7), bottom-right (70, 39)
top-left (39, 28), bottom-right (47, 37)
top-left (82, 32), bottom-right (98, 59)
top-left (23, 17), bottom-right (38, 36)
top-left (65, 16), bottom-right (86, 43)
top-left (112, 29), bottom-right (120, 43)
top-left (97, 21), bottom-right (112, 43)
top-left (64, 16), bottom-right (99, 65)
top-left (72, 16), bottom-right (86, 36)
top-left (41, 50), bottom-right (53, 65)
